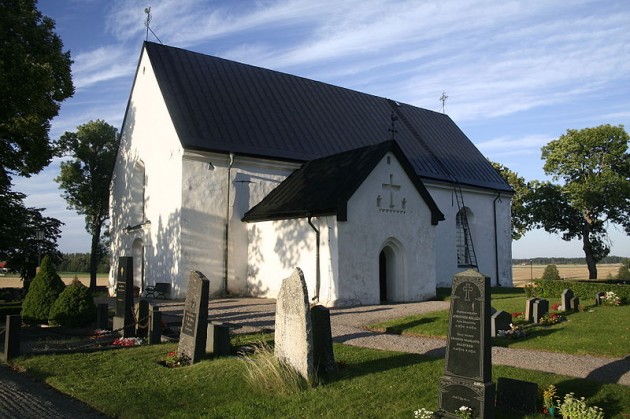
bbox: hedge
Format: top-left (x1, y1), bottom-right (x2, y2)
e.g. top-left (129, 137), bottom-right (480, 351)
top-left (533, 279), bottom-right (630, 304)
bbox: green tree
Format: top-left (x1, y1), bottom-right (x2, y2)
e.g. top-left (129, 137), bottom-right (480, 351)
top-left (541, 264), bottom-right (561, 281)
top-left (56, 120), bottom-right (119, 290)
top-left (491, 161), bottom-right (531, 240)
top-left (618, 259), bottom-right (630, 280)
top-left (21, 255), bottom-right (66, 323)
top-left (531, 124), bottom-right (630, 279)
top-left (0, 0), bottom-right (74, 188)
top-left (49, 279), bottom-right (96, 327)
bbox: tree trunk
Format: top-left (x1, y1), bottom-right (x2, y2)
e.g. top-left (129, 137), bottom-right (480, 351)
top-left (89, 222), bottom-right (102, 290)
top-left (582, 225), bottom-right (598, 279)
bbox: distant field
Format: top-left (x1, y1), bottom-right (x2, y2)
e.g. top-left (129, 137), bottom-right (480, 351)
top-left (512, 263), bottom-right (622, 286)
top-left (0, 273), bottom-right (109, 288)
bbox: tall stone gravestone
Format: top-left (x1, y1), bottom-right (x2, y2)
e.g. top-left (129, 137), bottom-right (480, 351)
top-left (177, 271), bottom-right (209, 364)
top-left (439, 270), bottom-right (494, 419)
top-left (561, 288), bottom-right (574, 312)
top-left (525, 298), bottom-right (539, 323)
top-left (275, 268), bottom-right (315, 382)
top-left (113, 257), bottom-right (135, 337)
top-left (311, 305), bottom-right (337, 375)
top-left (532, 299), bottom-right (549, 324)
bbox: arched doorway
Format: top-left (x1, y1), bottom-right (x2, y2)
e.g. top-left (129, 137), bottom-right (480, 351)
top-left (132, 238), bottom-right (145, 291)
top-left (379, 239), bottom-right (405, 303)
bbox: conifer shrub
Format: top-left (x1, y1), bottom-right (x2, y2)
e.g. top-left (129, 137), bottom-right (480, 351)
top-left (20, 256), bottom-right (66, 323)
top-left (49, 279), bottom-right (97, 327)
top-left (542, 264), bottom-right (561, 281)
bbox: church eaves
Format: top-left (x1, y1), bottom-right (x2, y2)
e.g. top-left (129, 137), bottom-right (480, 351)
top-left (143, 42), bottom-right (511, 192)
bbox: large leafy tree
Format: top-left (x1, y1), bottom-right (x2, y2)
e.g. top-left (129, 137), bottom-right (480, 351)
top-left (491, 161), bottom-right (531, 240)
top-left (531, 124), bottom-right (630, 279)
top-left (0, 0), bottom-right (72, 275)
top-left (56, 120), bottom-right (120, 290)
top-left (0, 0), bottom-right (74, 188)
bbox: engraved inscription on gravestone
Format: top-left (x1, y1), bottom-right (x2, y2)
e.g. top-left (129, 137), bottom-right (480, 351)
top-left (113, 257), bottom-right (134, 337)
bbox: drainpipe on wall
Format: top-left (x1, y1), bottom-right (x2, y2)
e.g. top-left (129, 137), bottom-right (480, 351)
top-left (308, 215), bottom-right (320, 304)
top-left (224, 153), bottom-right (235, 296)
top-left (493, 191), bottom-right (502, 287)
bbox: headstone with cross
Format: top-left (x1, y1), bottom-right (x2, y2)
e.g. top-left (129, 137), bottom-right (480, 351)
top-left (439, 269), bottom-right (494, 418)
top-left (177, 271), bottom-right (210, 364)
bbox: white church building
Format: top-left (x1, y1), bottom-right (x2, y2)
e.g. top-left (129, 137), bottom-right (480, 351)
top-left (109, 42), bottom-right (513, 306)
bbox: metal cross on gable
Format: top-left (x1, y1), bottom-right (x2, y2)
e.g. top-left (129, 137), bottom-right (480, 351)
top-left (382, 174), bottom-right (401, 208)
top-left (389, 112), bottom-right (398, 141)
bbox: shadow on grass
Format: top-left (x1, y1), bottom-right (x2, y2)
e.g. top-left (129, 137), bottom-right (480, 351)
top-left (331, 352), bottom-right (431, 383)
top-left (381, 317), bottom-right (441, 335)
top-left (492, 326), bottom-right (559, 348)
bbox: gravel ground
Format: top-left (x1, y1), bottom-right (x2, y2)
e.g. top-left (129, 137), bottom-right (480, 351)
top-left (1, 297), bottom-right (627, 419)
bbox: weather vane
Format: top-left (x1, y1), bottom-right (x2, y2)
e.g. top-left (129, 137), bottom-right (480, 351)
top-left (144, 7), bottom-right (163, 44)
top-left (440, 91), bottom-right (448, 114)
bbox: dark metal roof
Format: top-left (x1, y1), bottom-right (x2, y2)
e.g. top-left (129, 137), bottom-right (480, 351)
top-left (144, 42), bottom-right (511, 192)
top-left (243, 140), bottom-right (444, 224)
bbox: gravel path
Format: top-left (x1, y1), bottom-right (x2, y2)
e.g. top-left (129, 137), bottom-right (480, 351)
top-left (0, 297), bottom-right (627, 419)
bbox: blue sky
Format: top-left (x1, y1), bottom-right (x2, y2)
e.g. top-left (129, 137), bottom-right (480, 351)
top-left (13, 0), bottom-right (630, 258)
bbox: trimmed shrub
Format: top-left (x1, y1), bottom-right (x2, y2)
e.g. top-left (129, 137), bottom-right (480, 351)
top-left (541, 264), bottom-right (561, 281)
top-left (49, 279), bottom-right (97, 327)
top-left (533, 279), bottom-right (630, 304)
top-left (21, 256), bottom-right (66, 323)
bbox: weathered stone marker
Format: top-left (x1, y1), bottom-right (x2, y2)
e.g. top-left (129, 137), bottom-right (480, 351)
top-left (113, 257), bottom-right (135, 337)
top-left (490, 310), bottom-right (512, 337)
top-left (439, 270), bottom-right (494, 419)
top-left (561, 288), bottom-right (574, 312)
top-left (206, 323), bottom-right (231, 356)
top-left (149, 304), bottom-right (161, 345)
top-left (496, 377), bottom-right (538, 414)
top-left (274, 268), bottom-right (315, 382)
top-left (1, 315), bottom-right (21, 362)
top-left (595, 291), bottom-right (606, 306)
top-left (532, 298), bottom-right (549, 324)
top-left (136, 299), bottom-right (150, 339)
top-left (570, 296), bottom-right (580, 312)
top-left (177, 271), bottom-right (210, 364)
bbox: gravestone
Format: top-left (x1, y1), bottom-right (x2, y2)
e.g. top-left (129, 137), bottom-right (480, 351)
top-left (438, 270), bottom-right (494, 419)
top-left (136, 300), bottom-right (149, 339)
top-left (112, 257), bottom-right (135, 337)
top-left (148, 304), bottom-right (161, 345)
top-left (525, 298), bottom-right (539, 322)
top-left (595, 291), bottom-right (606, 306)
top-left (561, 288), bottom-right (574, 312)
top-left (496, 377), bottom-right (538, 414)
top-left (1, 315), bottom-right (21, 362)
top-left (490, 310), bottom-right (512, 337)
top-left (274, 268), bottom-right (315, 382)
top-left (177, 271), bottom-right (210, 364)
top-left (532, 299), bottom-right (549, 324)
top-left (206, 323), bottom-right (231, 356)
top-left (311, 305), bottom-right (337, 375)
top-left (96, 303), bottom-right (109, 330)
top-left (570, 297), bottom-right (580, 312)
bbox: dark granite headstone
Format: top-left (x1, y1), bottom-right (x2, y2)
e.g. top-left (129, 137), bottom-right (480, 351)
top-left (595, 291), bottom-right (606, 306)
top-left (149, 304), bottom-right (161, 345)
top-left (491, 310), bottom-right (512, 337)
top-left (439, 270), bottom-right (494, 419)
top-left (1, 315), bottom-right (21, 362)
top-left (525, 298), bottom-right (539, 323)
top-left (533, 299), bottom-right (549, 324)
top-left (112, 257), bottom-right (135, 337)
top-left (136, 300), bottom-right (149, 339)
top-left (96, 303), bottom-right (109, 330)
top-left (570, 297), bottom-right (580, 312)
top-left (206, 323), bottom-right (231, 356)
top-left (311, 305), bottom-right (337, 375)
top-left (561, 288), bottom-right (574, 312)
top-left (177, 271), bottom-right (209, 364)
top-left (496, 377), bottom-right (538, 414)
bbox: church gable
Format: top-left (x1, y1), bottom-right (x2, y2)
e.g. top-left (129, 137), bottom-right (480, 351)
top-left (242, 140), bottom-right (444, 224)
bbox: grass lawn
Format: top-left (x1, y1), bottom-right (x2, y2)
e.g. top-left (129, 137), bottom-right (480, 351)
top-left (369, 288), bottom-right (630, 358)
top-left (12, 337), bottom-right (630, 418)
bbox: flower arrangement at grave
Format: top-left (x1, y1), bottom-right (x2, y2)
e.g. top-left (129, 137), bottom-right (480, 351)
top-left (455, 405), bottom-right (473, 419)
top-left (163, 351), bottom-right (191, 368)
top-left (601, 291), bottom-right (621, 306)
top-left (551, 303), bottom-right (561, 311)
top-left (542, 384), bottom-right (559, 413)
top-left (558, 392), bottom-right (604, 419)
top-left (497, 323), bottom-right (526, 339)
top-left (511, 311), bottom-right (526, 325)
top-left (413, 407), bottom-right (434, 419)
top-left (539, 312), bottom-right (564, 326)
top-left (112, 337), bottom-right (143, 347)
